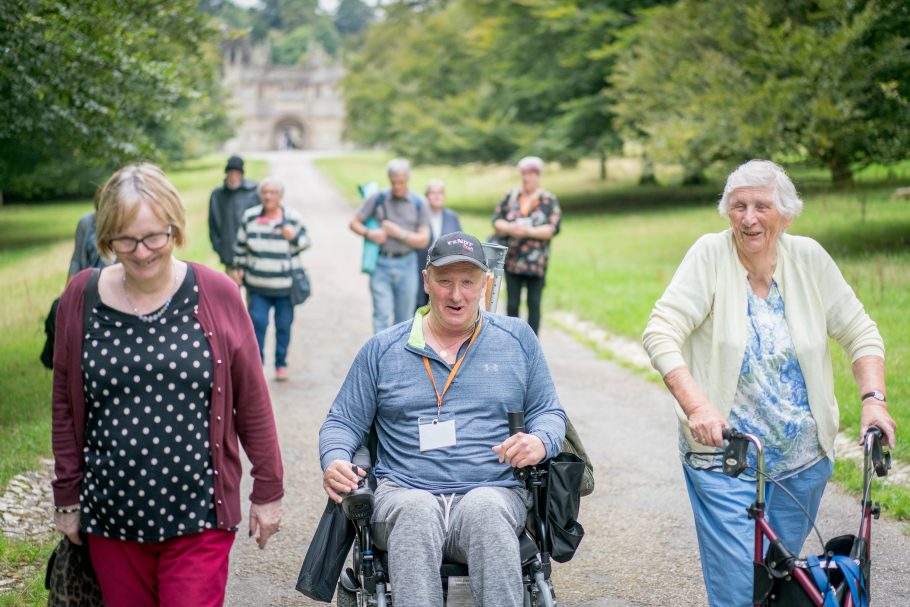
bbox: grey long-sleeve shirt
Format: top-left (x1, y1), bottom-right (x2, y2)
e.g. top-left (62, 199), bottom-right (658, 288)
top-left (320, 309), bottom-right (567, 494)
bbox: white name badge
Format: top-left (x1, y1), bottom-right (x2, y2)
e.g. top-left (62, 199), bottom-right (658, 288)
top-left (418, 414), bottom-right (457, 452)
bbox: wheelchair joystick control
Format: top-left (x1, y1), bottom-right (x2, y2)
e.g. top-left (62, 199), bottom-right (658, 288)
top-left (508, 411), bottom-right (526, 436)
top-left (508, 410), bottom-right (530, 481)
top-left (342, 445), bottom-right (375, 525)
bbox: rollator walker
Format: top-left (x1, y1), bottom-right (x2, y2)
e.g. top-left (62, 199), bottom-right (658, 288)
top-left (694, 427), bottom-right (890, 606)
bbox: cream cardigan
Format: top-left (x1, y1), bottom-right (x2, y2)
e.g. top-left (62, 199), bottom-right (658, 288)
top-left (642, 229), bottom-right (884, 455)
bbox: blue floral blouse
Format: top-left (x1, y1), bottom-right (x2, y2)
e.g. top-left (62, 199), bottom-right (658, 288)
top-left (683, 280), bottom-right (824, 479)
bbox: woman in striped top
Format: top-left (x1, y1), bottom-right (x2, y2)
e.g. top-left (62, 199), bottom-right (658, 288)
top-left (233, 177), bottom-right (310, 381)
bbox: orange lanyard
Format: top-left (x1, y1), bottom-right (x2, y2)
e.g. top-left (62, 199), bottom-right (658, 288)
top-left (518, 193), bottom-right (539, 217)
top-left (422, 317), bottom-right (483, 418)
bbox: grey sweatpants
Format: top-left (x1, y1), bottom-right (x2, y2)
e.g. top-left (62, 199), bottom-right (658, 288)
top-left (372, 479), bottom-right (531, 607)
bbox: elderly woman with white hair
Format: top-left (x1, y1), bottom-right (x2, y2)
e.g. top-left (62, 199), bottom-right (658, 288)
top-left (233, 176), bottom-right (310, 381)
top-left (492, 156), bottom-right (562, 335)
top-left (642, 159), bottom-right (896, 606)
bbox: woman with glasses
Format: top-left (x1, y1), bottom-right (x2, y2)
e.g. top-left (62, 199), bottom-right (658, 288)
top-left (51, 163), bottom-right (284, 607)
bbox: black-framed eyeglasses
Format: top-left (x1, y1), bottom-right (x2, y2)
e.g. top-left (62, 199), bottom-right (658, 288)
top-left (109, 226), bottom-right (173, 254)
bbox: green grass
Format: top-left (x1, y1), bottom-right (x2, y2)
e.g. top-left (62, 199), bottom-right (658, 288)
top-left (316, 151), bottom-right (910, 517)
top-left (0, 155), bottom-right (267, 603)
top-left (0, 537), bottom-right (56, 607)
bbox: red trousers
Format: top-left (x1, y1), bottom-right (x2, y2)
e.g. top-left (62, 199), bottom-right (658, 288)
top-left (88, 529), bottom-right (235, 607)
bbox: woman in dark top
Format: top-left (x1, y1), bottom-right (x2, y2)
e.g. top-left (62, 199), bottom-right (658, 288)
top-left (492, 156), bottom-right (562, 335)
top-left (52, 163), bottom-right (284, 607)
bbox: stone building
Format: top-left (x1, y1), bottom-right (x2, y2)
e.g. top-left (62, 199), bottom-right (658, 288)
top-left (221, 37), bottom-right (346, 151)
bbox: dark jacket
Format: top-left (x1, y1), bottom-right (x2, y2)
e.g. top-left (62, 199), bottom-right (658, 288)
top-left (416, 208), bottom-right (462, 307)
top-left (52, 263), bottom-right (284, 530)
top-left (68, 211), bottom-right (113, 276)
top-left (209, 179), bottom-right (260, 266)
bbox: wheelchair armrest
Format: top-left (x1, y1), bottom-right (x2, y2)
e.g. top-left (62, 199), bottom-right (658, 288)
top-left (352, 444), bottom-right (373, 474)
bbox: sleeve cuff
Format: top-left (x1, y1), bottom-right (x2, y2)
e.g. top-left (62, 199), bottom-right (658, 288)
top-left (321, 448), bottom-right (352, 471)
top-left (53, 486), bottom-right (81, 508)
top-left (249, 480), bottom-right (285, 505)
top-left (652, 351), bottom-right (686, 378)
top-left (851, 346), bottom-right (885, 363)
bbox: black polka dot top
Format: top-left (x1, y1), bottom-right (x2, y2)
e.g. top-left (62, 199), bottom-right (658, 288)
top-left (80, 265), bottom-right (217, 542)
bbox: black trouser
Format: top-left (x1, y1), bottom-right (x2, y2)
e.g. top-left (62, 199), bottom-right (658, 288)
top-left (505, 272), bottom-right (545, 335)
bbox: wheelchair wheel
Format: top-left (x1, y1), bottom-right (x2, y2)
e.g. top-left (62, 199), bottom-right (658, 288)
top-left (530, 576), bottom-right (556, 607)
top-left (336, 581), bottom-right (359, 607)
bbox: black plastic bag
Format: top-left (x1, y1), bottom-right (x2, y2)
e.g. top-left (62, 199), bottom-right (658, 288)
top-left (546, 452), bottom-right (586, 563)
top-left (296, 498), bottom-right (355, 602)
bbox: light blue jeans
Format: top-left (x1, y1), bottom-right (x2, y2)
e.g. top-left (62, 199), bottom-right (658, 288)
top-left (369, 252), bottom-right (418, 334)
top-left (683, 457), bottom-right (834, 607)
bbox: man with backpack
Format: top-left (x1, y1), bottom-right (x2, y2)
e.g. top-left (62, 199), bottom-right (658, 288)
top-left (350, 158), bottom-right (430, 333)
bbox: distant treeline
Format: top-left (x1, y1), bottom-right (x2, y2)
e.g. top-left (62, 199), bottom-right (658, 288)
top-left (0, 0), bottom-right (373, 202)
top-left (342, 0), bottom-right (910, 187)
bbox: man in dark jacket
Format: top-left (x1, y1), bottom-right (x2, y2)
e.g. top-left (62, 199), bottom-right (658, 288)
top-left (209, 155), bottom-right (259, 272)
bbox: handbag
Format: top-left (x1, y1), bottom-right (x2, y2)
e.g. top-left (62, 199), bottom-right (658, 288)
top-left (295, 498), bottom-right (356, 602)
top-left (45, 536), bottom-right (104, 606)
top-left (561, 415), bottom-right (595, 497)
top-left (290, 265), bottom-right (311, 306)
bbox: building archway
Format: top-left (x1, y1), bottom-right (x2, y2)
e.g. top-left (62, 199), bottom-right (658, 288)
top-left (272, 116), bottom-right (306, 150)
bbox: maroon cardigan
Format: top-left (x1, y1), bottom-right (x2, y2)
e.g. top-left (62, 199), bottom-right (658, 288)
top-left (52, 263), bottom-right (284, 531)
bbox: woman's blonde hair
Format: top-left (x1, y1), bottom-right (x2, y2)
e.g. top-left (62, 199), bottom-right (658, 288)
top-left (95, 163), bottom-right (186, 258)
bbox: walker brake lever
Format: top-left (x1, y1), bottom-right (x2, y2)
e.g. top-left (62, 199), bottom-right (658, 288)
top-left (722, 430), bottom-right (748, 478)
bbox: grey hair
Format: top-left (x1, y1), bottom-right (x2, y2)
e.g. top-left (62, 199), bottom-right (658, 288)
top-left (718, 160), bottom-right (803, 218)
top-left (386, 158), bottom-right (411, 177)
top-left (517, 156), bottom-right (544, 173)
top-left (258, 176), bottom-right (285, 197)
top-left (425, 179), bottom-right (445, 194)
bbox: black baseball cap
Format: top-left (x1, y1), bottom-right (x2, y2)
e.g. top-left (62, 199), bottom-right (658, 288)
top-left (426, 232), bottom-right (489, 271)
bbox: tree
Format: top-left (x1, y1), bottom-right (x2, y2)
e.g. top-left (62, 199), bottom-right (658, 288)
top-left (334, 0), bottom-right (373, 36)
top-left (610, 0), bottom-right (910, 186)
top-left (0, 0), bottom-right (230, 200)
top-left (342, 0), bottom-right (666, 168)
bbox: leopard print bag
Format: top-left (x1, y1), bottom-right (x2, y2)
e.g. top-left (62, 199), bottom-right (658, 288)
top-left (44, 536), bottom-right (103, 606)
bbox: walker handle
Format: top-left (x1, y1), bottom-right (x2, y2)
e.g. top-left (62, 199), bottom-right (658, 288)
top-left (721, 427), bottom-right (743, 442)
top-left (865, 427), bottom-right (889, 478)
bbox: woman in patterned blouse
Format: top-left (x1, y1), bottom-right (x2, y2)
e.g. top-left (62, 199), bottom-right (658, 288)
top-left (52, 164), bottom-right (284, 607)
top-left (642, 159), bottom-right (896, 607)
top-left (491, 156), bottom-right (562, 335)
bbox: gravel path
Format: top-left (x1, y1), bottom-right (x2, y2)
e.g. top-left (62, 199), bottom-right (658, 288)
top-left (223, 151), bottom-right (910, 606)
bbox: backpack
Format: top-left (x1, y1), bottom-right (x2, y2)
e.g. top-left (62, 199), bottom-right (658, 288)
top-left (40, 269), bottom-right (101, 370)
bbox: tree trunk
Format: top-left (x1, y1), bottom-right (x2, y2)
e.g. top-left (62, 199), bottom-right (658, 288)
top-left (639, 156), bottom-right (657, 185)
top-left (599, 149), bottom-right (607, 181)
top-left (681, 168), bottom-right (707, 185)
top-left (830, 155), bottom-right (854, 189)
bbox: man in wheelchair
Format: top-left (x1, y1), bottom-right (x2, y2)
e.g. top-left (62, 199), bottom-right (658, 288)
top-left (319, 232), bottom-right (567, 607)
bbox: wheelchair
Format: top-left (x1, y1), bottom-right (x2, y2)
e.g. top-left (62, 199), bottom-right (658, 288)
top-left (335, 440), bottom-right (570, 606)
